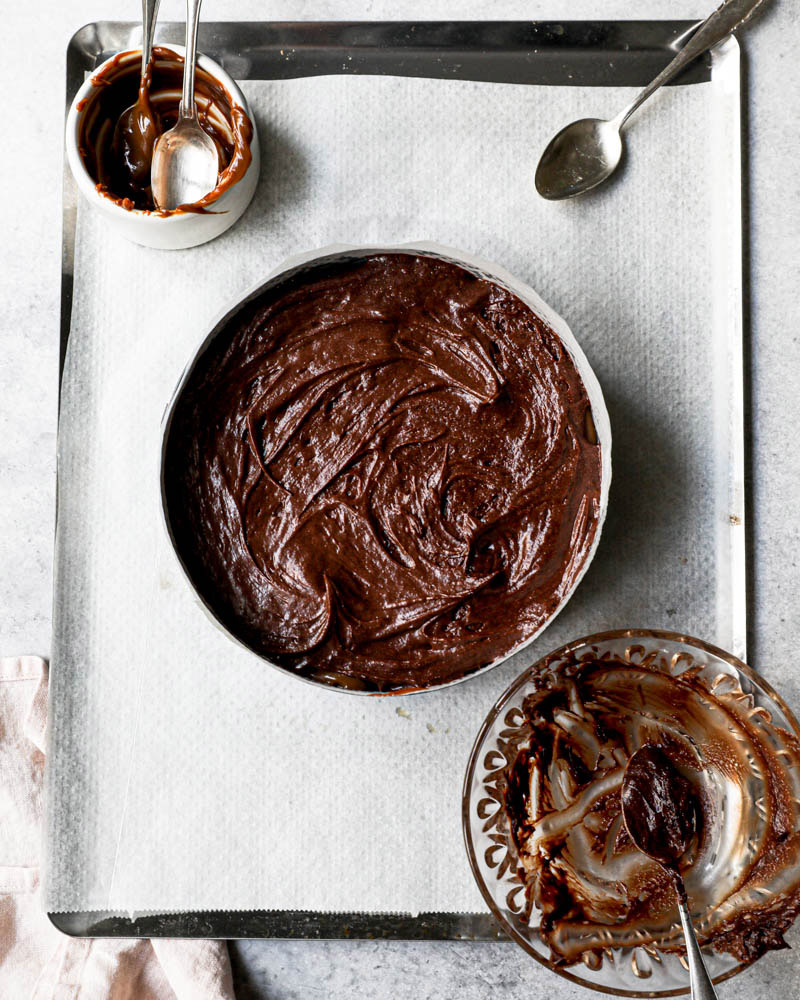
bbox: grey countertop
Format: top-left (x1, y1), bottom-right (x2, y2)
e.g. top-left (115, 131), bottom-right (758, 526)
top-left (3, 1), bottom-right (799, 997)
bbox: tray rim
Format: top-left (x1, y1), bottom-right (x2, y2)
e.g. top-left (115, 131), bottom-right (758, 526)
top-left (51, 18), bottom-right (744, 941)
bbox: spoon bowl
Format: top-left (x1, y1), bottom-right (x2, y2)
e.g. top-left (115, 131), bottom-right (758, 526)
top-left (150, 0), bottom-right (219, 211)
top-left (113, 96), bottom-right (161, 188)
top-left (535, 117), bottom-right (622, 200)
top-left (621, 741), bottom-right (700, 868)
top-left (151, 118), bottom-right (218, 210)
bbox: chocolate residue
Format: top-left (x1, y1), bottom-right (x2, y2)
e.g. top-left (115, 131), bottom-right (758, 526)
top-left (110, 58), bottom-right (160, 202)
top-left (77, 47), bottom-right (253, 213)
top-left (622, 743), bottom-right (699, 868)
top-left (503, 654), bottom-right (800, 967)
top-left (622, 742), bottom-right (702, 906)
top-left (163, 253), bottom-right (603, 691)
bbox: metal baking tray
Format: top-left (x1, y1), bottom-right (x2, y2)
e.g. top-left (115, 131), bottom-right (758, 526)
top-left (54, 19), bottom-right (742, 940)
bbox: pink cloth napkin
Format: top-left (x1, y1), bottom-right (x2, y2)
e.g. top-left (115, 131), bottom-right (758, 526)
top-left (0, 655), bottom-right (237, 1000)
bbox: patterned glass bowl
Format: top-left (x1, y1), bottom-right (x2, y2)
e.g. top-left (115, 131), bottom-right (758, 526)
top-left (462, 628), bottom-right (800, 998)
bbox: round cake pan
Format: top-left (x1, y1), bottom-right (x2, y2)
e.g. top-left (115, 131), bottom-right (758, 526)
top-left (159, 243), bottom-right (612, 695)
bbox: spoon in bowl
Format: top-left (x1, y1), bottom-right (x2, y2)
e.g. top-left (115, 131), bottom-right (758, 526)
top-left (151, 0), bottom-right (219, 211)
top-left (535, 0), bottom-right (767, 200)
top-left (621, 743), bottom-right (718, 1000)
top-left (111, 0), bottom-right (162, 197)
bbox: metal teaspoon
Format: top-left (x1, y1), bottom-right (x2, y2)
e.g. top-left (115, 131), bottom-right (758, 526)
top-left (535, 0), bottom-right (767, 200)
top-left (621, 744), bottom-right (719, 1000)
top-left (111, 0), bottom-right (162, 193)
top-left (151, 0), bottom-right (218, 211)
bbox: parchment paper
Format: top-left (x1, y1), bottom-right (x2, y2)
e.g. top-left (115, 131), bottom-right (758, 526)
top-left (46, 69), bottom-right (742, 914)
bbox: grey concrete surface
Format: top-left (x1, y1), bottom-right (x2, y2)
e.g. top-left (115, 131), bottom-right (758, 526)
top-left (3, 1), bottom-right (799, 997)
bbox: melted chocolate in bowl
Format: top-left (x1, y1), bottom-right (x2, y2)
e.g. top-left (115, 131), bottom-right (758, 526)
top-left (162, 252), bottom-right (605, 692)
top-left (77, 47), bottom-right (253, 213)
top-left (503, 653), bottom-right (800, 968)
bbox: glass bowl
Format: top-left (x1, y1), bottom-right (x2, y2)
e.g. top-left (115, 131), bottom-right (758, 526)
top-left (462, 628), bottom-right (800, 998)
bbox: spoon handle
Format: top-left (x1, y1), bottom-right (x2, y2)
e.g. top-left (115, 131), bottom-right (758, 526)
top-left (677, 898), bottom-right (719, 1000)
top-left (180, 0), bottom-right (204, 119)
top-left (141, 0), bottom-right (161, 77)
top-left (617, 0), bottom-right (768, 128)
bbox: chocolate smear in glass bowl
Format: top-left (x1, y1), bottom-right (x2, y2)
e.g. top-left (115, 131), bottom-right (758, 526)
top-left (503, 653), bottom-right (800, 966)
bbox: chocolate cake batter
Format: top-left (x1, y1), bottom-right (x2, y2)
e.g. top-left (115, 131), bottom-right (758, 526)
top-left (163, 253), bottom-right (604, 691)
top-left (503, 654), bottom-right (800, 967)
top-left (77, 47), bottom-right (252, 212)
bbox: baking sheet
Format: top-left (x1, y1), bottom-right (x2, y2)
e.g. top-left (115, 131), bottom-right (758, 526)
top-left (47, 22), bottom-right (744, 936)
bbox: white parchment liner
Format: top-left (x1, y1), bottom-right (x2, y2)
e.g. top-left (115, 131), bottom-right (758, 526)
top-left (46, 65), bottom-right (744, 916)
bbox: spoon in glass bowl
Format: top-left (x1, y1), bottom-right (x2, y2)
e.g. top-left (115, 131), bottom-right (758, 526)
top-left (151, 0), bottom-right (219, 211)
top-left (111, 0), bottom-right (162, 196)
top-left (535, 0), bottom-right (767, 200)
top-left (621, 743), bottom-right (718, 1000)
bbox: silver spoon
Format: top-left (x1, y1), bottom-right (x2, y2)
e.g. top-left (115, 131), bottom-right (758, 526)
top-left (151, 0), bottom-right (218, 210)
top-left (111, 0), bottom-right (162, 191)
top-left (621, 744), bottom-right (718, 1000)
top-left (535, 0), bottom-right (767, 200)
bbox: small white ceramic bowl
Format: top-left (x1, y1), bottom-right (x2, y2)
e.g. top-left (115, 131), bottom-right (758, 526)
top-left (65, 45), bottom-right (260, 250)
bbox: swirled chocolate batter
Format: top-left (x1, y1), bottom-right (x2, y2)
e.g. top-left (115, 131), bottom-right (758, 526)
top-left (77, 47), bottom-right (252, 212)
top-left (504, 654), bottom-right (800, 967)
top-left (163, 254), bottom-right (603, 691)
